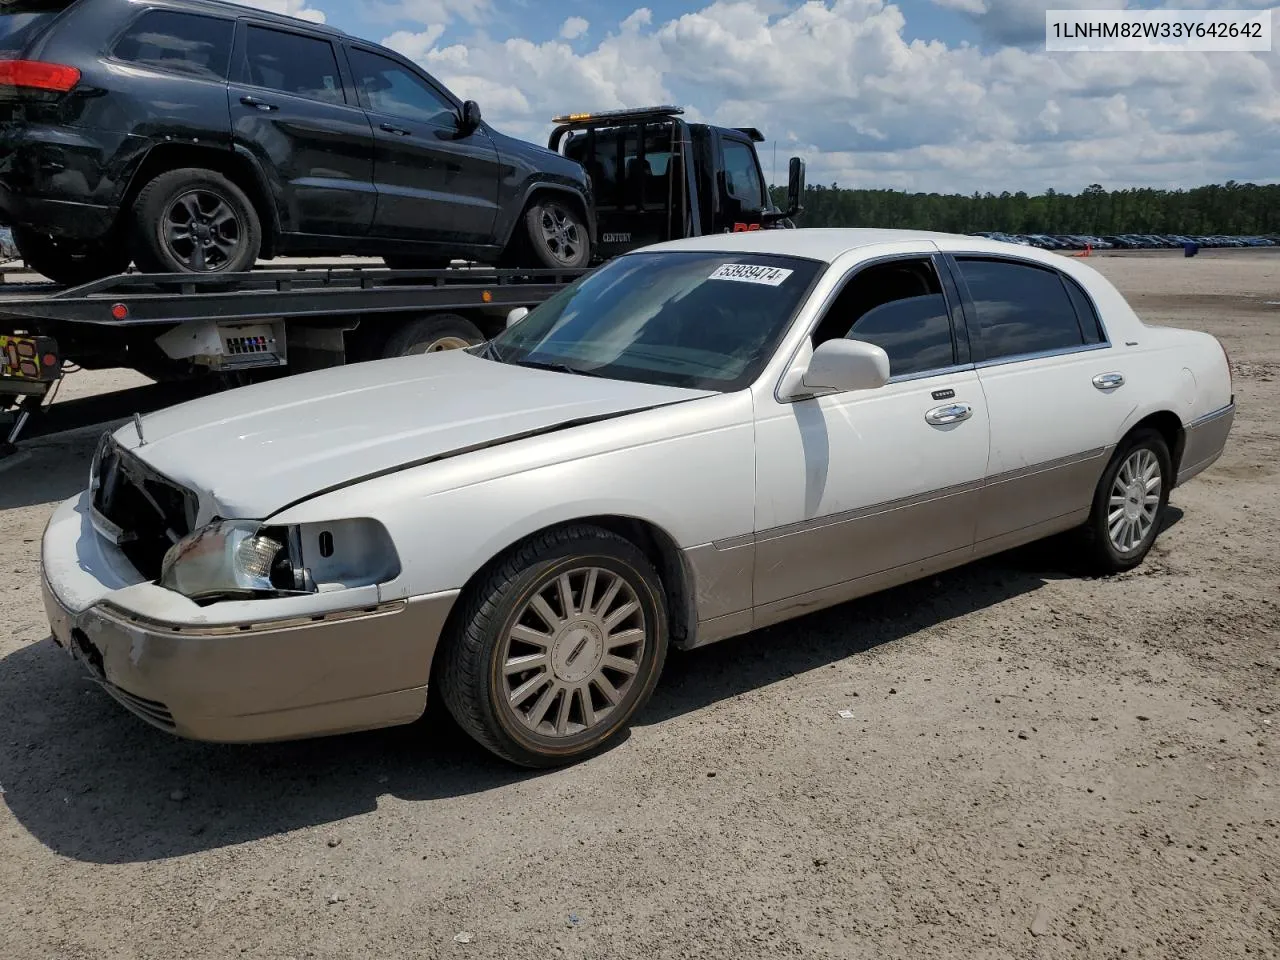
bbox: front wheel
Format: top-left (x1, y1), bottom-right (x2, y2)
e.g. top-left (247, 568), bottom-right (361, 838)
top-left (436, 525), bottom-right (669, 767)
top-left (1077, 428), bottom-right (1172, 574)
top-left (518, 198), bottom-right (591, 269)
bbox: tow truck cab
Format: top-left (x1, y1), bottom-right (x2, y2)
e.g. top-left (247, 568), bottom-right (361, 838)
top-left (548, 106), bottom-right (805, 260)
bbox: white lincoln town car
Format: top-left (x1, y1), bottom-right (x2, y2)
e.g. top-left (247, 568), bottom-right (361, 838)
top-left (41, 229), bottom-right (1234, 766)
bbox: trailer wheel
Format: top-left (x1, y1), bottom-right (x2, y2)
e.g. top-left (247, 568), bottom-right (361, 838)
top-left (519, 198), bottom-right (591, 269)
top-left (12, 227), bottom-right (130, 286)
top-left (381, 314), bottom-right (485, 358)
top-left (132, 168), bottom-right (261, 275)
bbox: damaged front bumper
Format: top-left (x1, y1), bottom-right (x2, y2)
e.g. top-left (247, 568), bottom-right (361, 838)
top-left (41, 493), bottom-right (459, 743)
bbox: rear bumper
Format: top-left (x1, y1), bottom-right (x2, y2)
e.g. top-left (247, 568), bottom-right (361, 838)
top-left (41, 493), bottom-right (460, 743)
top-left (1177, 400), bottom-right (1235, 486)
top-left (0, 187), bottom-right (114, 239)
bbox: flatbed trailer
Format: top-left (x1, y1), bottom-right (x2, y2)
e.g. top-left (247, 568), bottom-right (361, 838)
top-left (0, 262), bottom-right (591, 457)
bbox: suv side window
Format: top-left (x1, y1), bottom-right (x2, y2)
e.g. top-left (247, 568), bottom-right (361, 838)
top-left (113, 10), bottom-right (234, 81)
top-left (811, 257), bottom-right (955, 378)
top-left (348, 48), bottom-right (455, 126)
top-left (241, 25), bottom-right (345, 106)
top-left (722, 140), bottom-right (765, 213)
top-left (956, 258), bottom-right (1087, 361)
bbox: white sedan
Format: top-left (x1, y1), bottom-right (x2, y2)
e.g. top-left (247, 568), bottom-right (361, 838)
top-left (40, 229), bottom-right (1235, 766)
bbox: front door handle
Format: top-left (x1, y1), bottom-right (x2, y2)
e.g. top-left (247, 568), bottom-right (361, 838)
top-left (240, 96), bottom-right (277, 111)
top-left (925, 402), bottom-right (973, 426)
top-left (1093, 372), bottom-right (1125, 390)
top-left (380, 122), bottom-right (412, 136)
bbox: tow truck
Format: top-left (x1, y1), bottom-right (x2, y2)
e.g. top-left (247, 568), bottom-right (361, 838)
top-left (0, 106), bottom-right (804, 459)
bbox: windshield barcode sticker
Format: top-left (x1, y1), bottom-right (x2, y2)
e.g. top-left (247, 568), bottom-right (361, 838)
top-left (708, 263), bottom-right (794, 286)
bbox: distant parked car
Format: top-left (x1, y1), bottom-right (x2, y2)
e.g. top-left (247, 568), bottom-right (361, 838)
top-left (0, 0), bottom-right (594, 284)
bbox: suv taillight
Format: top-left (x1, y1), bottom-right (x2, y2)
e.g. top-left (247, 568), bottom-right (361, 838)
top-left (1220, 339), bottom-right (1233, 392)
top-left (0, 60), bottom-right (81, 93)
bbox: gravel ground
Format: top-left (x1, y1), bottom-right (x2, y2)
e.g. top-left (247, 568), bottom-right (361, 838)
top-left (0, 251), bottom-right (1276, 959)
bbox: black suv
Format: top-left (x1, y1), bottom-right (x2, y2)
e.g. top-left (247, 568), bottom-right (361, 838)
top-left (0, 0), bottom-right (594, 284)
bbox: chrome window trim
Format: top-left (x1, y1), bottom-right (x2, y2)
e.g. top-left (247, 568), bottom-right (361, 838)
top-left (973, 340), bottom-right (1112, 370)
top-left (886, 362), bottom-right (976, 386)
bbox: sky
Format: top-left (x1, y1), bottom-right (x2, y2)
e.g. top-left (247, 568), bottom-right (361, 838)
top-left (237, 0), bottom-right (1278, 195)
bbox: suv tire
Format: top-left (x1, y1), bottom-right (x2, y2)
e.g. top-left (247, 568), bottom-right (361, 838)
top-left (12, 227), bottom-right (130, 286)
top-left (132, 169), bottom-right (262, 275)
top-left (519, 197), bottom-right (590, 269)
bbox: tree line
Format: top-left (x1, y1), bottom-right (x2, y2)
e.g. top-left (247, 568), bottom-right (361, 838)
top-left (769, 181), bottom-right (1280, 236)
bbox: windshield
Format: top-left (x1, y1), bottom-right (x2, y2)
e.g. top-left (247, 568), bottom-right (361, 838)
top-left (487, 251), bottom-right (822, 391)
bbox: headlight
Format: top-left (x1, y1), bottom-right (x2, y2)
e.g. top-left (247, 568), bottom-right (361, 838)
top-left (159, 517), bottom-right (400, 602)
top-left (159, 520), bottom-right (303, 601)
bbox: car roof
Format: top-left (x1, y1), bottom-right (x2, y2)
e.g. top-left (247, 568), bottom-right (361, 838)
top-left (643, 227), bottom-right (1081, 269)
top-left (167, 0), bottom-right (350, 38)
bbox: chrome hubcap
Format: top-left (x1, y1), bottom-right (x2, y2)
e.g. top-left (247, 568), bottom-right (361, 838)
top-left (539, 205), bottom-right (583, 265)
top-left (164, 191), bottom-right (242, 271)
top-left (1108, 448), bottom-right (1162, 553)
top-left (501, 566), bottom-right (646, 739)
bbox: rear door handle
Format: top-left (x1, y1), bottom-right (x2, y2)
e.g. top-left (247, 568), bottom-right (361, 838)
top-left (925, 402), bottom-right (973, 426)
top-left (380, 123), bottom-right (411, 136)
top-left (240, 96), bottom-right (277, 111)
top-left (1093, 372), bottom-right (1125, 390)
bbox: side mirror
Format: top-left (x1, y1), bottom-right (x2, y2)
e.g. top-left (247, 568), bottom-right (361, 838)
top-left (461, 99), bottom-right (482, 133)
top-left (785, 156), bottom-right (805, 217)
top-left (505, 306), bottom-right (529, 329)
top-left (801, 338), bottom-right (890, 393)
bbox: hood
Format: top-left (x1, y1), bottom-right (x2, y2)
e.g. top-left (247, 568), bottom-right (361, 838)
top-left (115, 351), bottom-right (711, 520)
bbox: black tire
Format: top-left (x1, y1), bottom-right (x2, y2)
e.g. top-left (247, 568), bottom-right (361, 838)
top-left (132, 168), bottom-right (261, 275)
top-left (380, 314), bottom-right (485, 358)
top-left (516, 197), bottom-right (591, 269)
top-left (436, 524), bottom-right (669, 767)
top-left (1077, 428), bottom-right (1172, 574)
top-left (12, 226), bottom-right (130, 286)
top-left (382, 255), bottom-right (452, 270)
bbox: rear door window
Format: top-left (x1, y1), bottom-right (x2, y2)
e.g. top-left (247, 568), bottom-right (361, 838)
top-left (113, 10), bottom-right (235, 81)
top-left (240, 25), bottom-right (345, 106)
top-left (0, 0), bottom-right (70, 56)
top-left (955, 258), bottom-right (1089, 361)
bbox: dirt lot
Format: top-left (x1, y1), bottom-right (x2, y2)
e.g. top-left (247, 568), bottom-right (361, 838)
top-left (1, 251), bottom-right (1276, 959)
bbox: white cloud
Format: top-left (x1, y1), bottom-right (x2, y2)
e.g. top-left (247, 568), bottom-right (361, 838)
top-left (369, 0), bottom-right (492, 26)
top-left (386, 0), bottom-right (1279, 193)
top-left (931, 0), bottom-right (1127, 46)
top-left (560, 16), bottom-right (590, 40)
top-left (223, 0), bottom-right (327, 23)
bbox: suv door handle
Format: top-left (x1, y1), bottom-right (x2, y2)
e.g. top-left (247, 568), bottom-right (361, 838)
top-left (1093, 372), bottom-right (1125, 390)
top-left (240, 96), bottom-right (277, 111)
top-left (380, 123), bottom-right (411, 136)
top-left (925, 402), bottom-right (973, 426)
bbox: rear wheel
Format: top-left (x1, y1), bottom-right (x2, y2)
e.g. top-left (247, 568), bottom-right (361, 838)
top-left (380, 313), bottom-right (484, 358)
top-left (132, 168), bottom-right (261, 275)
top-left (1077, 428), bottom-right (1172, 574)
top-left (437, 525), bottom-right (668, 767)
top-left (12, 227), bottom-right (130, 286)
top-left (516, 197), bottom-right (590, 269)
